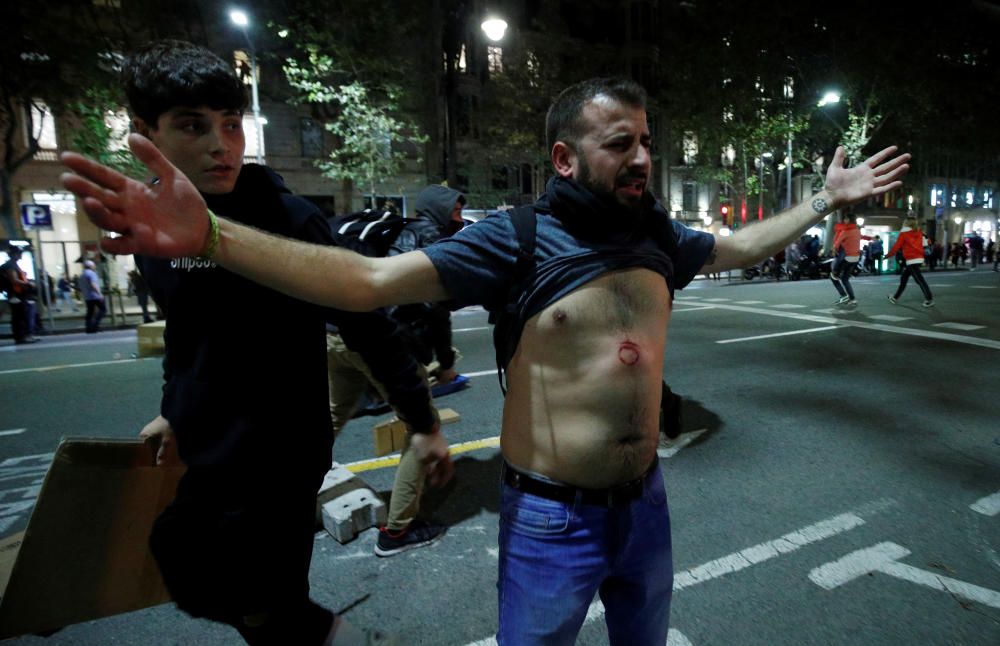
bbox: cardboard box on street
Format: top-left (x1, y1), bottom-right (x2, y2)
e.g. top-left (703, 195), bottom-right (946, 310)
top-left (0, 439), bottom-right (185, 640)
top-left (136, 320), bottom-right (166, 357)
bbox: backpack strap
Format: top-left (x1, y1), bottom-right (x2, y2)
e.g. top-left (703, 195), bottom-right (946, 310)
top-left (490, 205), bottom-right (538, 394)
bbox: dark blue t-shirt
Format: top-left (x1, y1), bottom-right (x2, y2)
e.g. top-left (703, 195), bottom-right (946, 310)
top-left (421, 210), bottom-right (715, 319)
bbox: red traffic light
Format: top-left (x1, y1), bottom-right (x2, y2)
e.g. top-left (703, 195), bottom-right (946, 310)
top-left (720, 205), bottom-right (730, 215)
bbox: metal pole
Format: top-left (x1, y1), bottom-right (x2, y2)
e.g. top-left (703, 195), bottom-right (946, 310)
top-left (248, 45), bottom-right (264, 164)
top-left (786, 132), bottom-right (793, 209)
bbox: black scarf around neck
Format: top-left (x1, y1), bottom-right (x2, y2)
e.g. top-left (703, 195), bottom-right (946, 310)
top-left (535, 176), bottom-right (677, 254)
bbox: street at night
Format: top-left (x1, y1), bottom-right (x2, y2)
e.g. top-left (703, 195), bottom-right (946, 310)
top-left (2, 270), bottom-right (997, 645)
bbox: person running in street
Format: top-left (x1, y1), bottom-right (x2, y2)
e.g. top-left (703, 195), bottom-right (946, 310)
top-left (61, 76), bottom-right (909, 645)
top-left (829, 212), bottom-right (869, 306)
top-left (887, 216), bottom-right (934, 307)
top-left (106, 39), bottom-right (441, 645)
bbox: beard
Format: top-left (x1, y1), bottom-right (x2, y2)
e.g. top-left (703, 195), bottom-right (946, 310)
top-left (576, 155), bottom-right (644, 212)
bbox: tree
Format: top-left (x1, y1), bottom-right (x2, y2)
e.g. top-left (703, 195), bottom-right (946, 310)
top-left (0, 2), bottom-right (124, 237)
top-left (283, 51), bottom-right (428, 208)
top-left (69, 87), bottom-right (146, 180)
top-left (272, 0), bottom-right (432, 210)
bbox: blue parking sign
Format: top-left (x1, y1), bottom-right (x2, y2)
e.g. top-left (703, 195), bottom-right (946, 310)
top-left (20, 203), bottom-right (52, 229)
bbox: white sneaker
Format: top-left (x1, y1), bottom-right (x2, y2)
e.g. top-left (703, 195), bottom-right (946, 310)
top-left (922, 300), bottom-right (935, 308)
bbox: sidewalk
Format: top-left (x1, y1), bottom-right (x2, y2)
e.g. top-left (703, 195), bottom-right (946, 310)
top-left (0, 300), bottom-right (156, 340)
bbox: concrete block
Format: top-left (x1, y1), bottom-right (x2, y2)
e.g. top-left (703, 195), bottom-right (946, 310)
top-left (316, 462), bottom-right (367, 524)
top-left (373, 418), bottom-right (408, 457)
top-left (136, 320), bottom-right (166, 357)
top-left (372, 409), bottom-right (461, 457)
top-left (320, 488), bottom-right (386, 544)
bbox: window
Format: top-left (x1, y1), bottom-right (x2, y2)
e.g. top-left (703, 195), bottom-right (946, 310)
top-left (682, 182), bottom-right (698, 211)
top-left (300, 118), bottom-right (323, 158)
top-left (29, 101), bottom-right (57, 151)
top-left (105, 108), bottom-right (131, 152)
top-left (487, 46), bottom-right (504, 74)
top-left (683, 132), bottom-right (698, 165)
top-left (233, 50), bottom-right (256, 86)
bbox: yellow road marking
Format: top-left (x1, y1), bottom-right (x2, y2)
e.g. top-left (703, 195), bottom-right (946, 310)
top-left (344, 436), bottom-right (500, 473)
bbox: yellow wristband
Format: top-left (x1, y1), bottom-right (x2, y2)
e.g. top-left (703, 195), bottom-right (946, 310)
top-left (200, 208), bottom-right (220, 259)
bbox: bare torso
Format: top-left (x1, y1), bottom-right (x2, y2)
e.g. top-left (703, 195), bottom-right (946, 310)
top-left (501, 267), bottom-right (671, 488)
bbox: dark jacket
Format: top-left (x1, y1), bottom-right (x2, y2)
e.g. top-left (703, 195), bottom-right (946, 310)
top-left (387, 185), bottom-right (465, 371)
top-left (137, 165), bottom-right (433, 471)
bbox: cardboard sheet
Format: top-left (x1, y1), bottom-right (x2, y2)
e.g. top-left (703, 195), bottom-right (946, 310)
top-left (0, 438), bottom-right (185, 639)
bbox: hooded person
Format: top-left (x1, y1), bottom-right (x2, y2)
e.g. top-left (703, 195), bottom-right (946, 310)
top-left (387, 184), bottom-right (468, 384)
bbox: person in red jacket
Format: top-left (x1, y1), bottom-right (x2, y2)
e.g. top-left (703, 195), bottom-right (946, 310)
top-left (829, 212), bottom-right (869, 306)
top-left (887, 217), bottom-right (934, 307)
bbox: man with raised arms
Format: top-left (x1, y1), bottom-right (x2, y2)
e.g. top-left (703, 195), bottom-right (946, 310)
top-left (62, 77), bottom-right (909, 645)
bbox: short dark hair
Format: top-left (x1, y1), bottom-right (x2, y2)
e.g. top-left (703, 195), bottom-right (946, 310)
top-left (122, 39), bottom-right (248, 126)
top-left (545, 78), bottom-right (647, 152)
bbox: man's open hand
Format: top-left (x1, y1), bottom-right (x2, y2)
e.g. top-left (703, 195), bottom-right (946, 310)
top-left (824, 145), bottom-right (911, 210)
top-left (60, 133), bottom-right (210, 258)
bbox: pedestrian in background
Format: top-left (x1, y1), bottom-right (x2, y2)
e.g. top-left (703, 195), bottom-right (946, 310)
top-left (1, 245), bottom-right (39, 344)
top-left (887, 216), bottom-right (934, 307)
top-left (80, 259), bottom-right (106, 333)
top-left (829, 212), bottom-right (867, 306)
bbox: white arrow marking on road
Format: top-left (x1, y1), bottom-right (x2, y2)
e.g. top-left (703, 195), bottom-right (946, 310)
top-left (0, 429), bottom-right (26, 437)
top-left (971, 491), bottom-right (1000, 516)
top-left (462, 510), bottom-right (869, 646)
top-left (809, 542), bottom-right (1000, 609)
top-left (674, 512), bottom-right (865, 591)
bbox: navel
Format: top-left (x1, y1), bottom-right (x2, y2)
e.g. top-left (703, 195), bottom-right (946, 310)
top-left (618, 341), bottom-right (640, 365)
top-left (552, 308), bottom-right (568, 324)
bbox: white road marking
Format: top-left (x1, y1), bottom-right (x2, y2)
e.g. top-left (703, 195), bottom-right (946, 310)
top-left (701, 303), bottom-right (1000, 350)
top-left (668, 629), bottom-right (695, 646)
top-left (933, 322), bottom-right (986, 331)
top-left (0, 429), bottom-right (26, 437)
top-left (462, 368), bottom-right (500, 378)
top-left (809, 542), bottom-right (1000, 610)
top-left (702, 298), bottom-right (732, 302)
top-left (734, 300), bottom-right (766, 305)
top-left (770, 304), bottom-right (808, 309)
top-left (717, 326), bottom-right (838, 345)
top-left (674, 512), bottom-right (865, 591)
top-left (868, 315), bottom-right (912, 322)
top-left (970, 491), bottom-right (1000, 516)
top-left (969, 285), bottom-right (996, 289)
top-left (462, 509), bottom-right (868, 646)
top-left (0, 335), bottom-right (136, 352)
top-left (0, 357), bottom-right (157, 376)
top-left (453, 326), bottom-right (490, 333)
top-left (812, 308), bottom-right (839, 314)
top-left (674, 305), bottom-right (717, 313)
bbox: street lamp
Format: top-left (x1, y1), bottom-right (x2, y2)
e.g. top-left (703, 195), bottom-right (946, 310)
top-left (481, 17), bottom-right (508, 42)
top-left (229, 8), bottom-right (265, 164)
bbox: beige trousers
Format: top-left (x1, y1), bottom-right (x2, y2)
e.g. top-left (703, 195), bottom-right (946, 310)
top-left (326, 332), bottom-right (434, 531)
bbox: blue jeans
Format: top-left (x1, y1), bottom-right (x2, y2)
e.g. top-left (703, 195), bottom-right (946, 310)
top-left (497, 463), bottom-right (673, 645)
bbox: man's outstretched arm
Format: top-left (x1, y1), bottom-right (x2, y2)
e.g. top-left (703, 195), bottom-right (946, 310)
top-left (60, 134), bottom-right (448, 311)
top-left (703, 146), bottom-right (910, 273)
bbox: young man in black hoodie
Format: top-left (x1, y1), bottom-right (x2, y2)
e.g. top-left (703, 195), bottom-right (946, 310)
top-left (121, 40), bottom-right (446, 645)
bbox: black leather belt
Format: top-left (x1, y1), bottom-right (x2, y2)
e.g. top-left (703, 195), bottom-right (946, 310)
top-left (502, 462), bottom-right (648, 508)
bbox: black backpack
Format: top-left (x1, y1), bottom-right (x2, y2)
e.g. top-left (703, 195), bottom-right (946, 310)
top-left (489, 205), bottom-right (537, 394)
top-left (329, 208), bottom-right (408, 258)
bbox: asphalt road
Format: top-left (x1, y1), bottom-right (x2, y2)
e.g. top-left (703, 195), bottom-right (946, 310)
top-left (1, 268), bottom-right (998, 645)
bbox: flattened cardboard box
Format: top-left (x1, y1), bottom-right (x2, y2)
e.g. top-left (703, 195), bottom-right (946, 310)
top-left (0, 438), bottom-right (185, 639)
